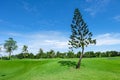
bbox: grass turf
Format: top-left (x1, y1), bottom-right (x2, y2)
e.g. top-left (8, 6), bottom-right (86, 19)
top-left (0, 57), bottom-right (120, 80)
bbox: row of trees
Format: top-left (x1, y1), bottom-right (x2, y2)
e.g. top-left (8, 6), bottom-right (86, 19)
top-left (2, 50), bottom-right (119, 59)
top-left (1, 38), bottom-right (119, 60)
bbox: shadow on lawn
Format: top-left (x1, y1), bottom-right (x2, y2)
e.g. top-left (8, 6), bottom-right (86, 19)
top-left (58, 60), bottom-right (77, 67)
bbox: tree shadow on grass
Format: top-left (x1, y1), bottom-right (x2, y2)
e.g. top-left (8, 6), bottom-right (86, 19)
top-left (58, 60), bottom-right (77, 68)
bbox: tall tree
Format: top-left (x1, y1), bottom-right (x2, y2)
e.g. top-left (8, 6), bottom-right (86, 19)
top-left (22, 45), bottom-right (28, 58)
top-left (68, 8), bottom-right (96, 69)
top-left (36, 48), bottom-right (44, 58)
top-left (47, 49), bottom-right (55, 58)
top-left (4, 38), bottom-right (18, 60)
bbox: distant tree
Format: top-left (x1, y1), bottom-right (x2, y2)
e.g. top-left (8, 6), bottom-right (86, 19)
top-left (67, 51), bottom-right (74, 58)
top-left (56, 51), bottom-right (66, 58)
top-left (109, 51), bottom-right (118, 57)
top-left (118, 52), bottom-right (120, 56)
top-left (16, 53), bottom-right (24, 59)
top-left (56, 51), bottom-right (61, 58)
top-left (95, 52), bottom-right (101, 57)
top-left (61, 53), bottom-right (67, 58)
top-left (84, 51), bottom-right (95, 58)
top-left (0, 47), bottom-right (2, 60)
top-left (22, 45), bottom-right (29, 58)
top-left (29, 53), bottom-right (34, 59)
top-left (36, 48), bottom-right (44, 58)
top-left (68, 8), bottom-right (96, 69)
top-left (101, 52), bottom-right (106, 57)
top-left (106, 51), bottom-right (111, 57)
top-left (76, 51), bottom-right (81, 58)
top-left (46, 49), bottom-right (55, 58)
top-left (4, 38), bottom-right (18, 60)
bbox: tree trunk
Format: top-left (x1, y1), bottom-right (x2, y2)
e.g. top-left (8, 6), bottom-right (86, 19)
top-left (76, 47), bottom-right (84, 69)
top-left (9, 52), bottom-right (11, 60)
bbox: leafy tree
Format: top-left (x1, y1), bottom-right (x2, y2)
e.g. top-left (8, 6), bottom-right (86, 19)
top-left (36, 48), bottom-right (45, 58)
top-left (67, 51), bottom-right (74, 58)
top-left (4, 38), bottom-right (18, 60)
top-left (76, 51), bottom-right (81, 58)
top-left (56, 51), bottom-right (61, 58)
top-left (29, 53), bottom-right (34, 59)
top-left (22, 45), bottom-right (29, 58)
top-left (16, 53), bottom-right (24, 59)
top-left (84, 51), bottom-right (95, 58)
top-left (46, 49), bottom-right (55, 58)
top-left (68, 8), bottom-right (96, 69)
top-left (56, 51), bottom-right (66, 58)
top-left (101, 52), bottom-right (106, 57)
top-left (95, 52), bottom-right (101, 57)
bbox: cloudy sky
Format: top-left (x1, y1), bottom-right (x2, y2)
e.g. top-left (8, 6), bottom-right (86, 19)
top-left (0, 0), bottom-right (120, 55)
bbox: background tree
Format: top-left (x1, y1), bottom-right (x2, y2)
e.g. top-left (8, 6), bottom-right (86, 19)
top-left (67, 51), bottom-right (74, 58)
top-left (46, 49), bottom-right (55, 58)
top-left (4, 38), bottom-right (18, 60)
top-left (22, 45), bottom-right (29, 58)
top-left (68, 8), bottom-right (96, 69)
top-left (36, 48), bottom-right (44, 59)
top-left (29, 53), bottom-right (34, 59)
top-left (95, 52), bottom-right (101, 57)
top-left (84, 51), bottom-right (95, 58)
top-left (76, 51), bottom-right (81, 58)
top-left (16, 53), bottom-right (24, 59)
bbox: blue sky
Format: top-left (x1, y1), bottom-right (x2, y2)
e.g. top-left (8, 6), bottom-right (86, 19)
top-left (0, 0), bottom-right (120, 55)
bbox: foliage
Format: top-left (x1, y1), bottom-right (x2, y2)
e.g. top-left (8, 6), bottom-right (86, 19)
top-left (22, 45), bottom-right (29, 58)
top-left (46, 49), bottom-right (55, 58)
top-left (67, 51), bottom-right (74, 58)
top-left (68, 8), bottom-right (96, 69)
top-left (84, 51), bottom-right (95, 58)
top-left (3, 38), bottom-right (18, 59)
top-left (56, 51), bottom-right (66, 58)
top-left (36, 48), bottom-right (45, 58)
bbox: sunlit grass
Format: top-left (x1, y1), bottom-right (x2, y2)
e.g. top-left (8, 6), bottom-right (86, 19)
top-left (0, 57), bottom-right (120, 80)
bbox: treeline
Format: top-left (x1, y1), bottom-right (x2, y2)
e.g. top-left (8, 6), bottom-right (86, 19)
top-left (1, 49), bottom-right (120, 59)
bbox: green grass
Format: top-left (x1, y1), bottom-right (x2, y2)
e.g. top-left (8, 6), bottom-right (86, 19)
top-left (0, 57), bottom-right (120, 80)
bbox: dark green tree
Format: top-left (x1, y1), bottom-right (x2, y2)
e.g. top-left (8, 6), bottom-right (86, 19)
top-left (67, 51), bottom-right (74, 58)
top-left (4, 38), bottom-right (18, 60)
top-left (16, 53), bottom-right (24, 59)
top-left (22, 45), bottom-right (29, 58)
top-left (76, 51), bottom-right (81, 58)
top-left (29, 53), bottom-right (34, 59)
top-left (84, 51), bottom-right (95, 58)
top-left (46, 49), bottom-right (55, 58)
top-left (68, 8), bottom-right (96, 69)
top-left (36, 48), bottom-right (44, 58)
top-left (95, 52), bottom-right (101, 57)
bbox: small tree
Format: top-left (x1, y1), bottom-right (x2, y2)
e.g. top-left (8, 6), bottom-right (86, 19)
top-left (46, 49), bottom-right (55, 58)
top-left (22, 45), bottom-right (29, 58)
top-left (4, 38), bottom-right (18, 60)
top-left (36, 48), bottom-right (44, 58)
top-left (67, 51), bottom-right (74, 58)
top-left (69, 8), bottom-right (96, 69)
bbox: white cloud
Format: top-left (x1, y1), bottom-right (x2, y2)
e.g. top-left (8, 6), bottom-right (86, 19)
top-left (1, 31), bottom-right (120, 55)
top-left (85, 0), bottom-right (111, 16)
top-left (95, 33), bottom-right (120, 46)
top-left (1, 31), bottom-right (69, 54)
top-left (21, 1), bottom-right (37, 12)
top-left (113, 15), bottom-right (120, 22)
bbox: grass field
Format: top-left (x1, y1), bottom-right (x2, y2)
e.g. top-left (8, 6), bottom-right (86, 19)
top-left (0, 57), bottom-right (120, 80)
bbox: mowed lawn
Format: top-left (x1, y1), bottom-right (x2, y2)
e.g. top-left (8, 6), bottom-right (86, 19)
top-left (0, 57), bottom-right (120, 80)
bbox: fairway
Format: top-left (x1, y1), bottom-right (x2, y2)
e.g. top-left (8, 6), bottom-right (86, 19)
top-left (0, 58), bottom-right (120, 80)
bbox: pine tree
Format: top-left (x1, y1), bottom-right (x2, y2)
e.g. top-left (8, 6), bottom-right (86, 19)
top-left (69, 8), bottom-right (96, 69)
